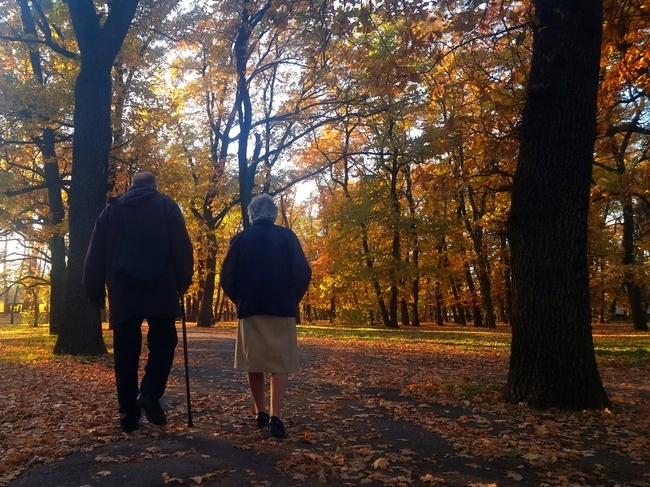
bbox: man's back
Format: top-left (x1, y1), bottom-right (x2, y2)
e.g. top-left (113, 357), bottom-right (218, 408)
top-left (83, 183), bottom-right (193, 324)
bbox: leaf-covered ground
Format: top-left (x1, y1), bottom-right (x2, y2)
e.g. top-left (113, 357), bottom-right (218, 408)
top-left (1, 323), bottom-right (648, 486)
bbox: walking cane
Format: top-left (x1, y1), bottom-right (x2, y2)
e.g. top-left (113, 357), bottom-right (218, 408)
top-left (179, 293), bottom-right (193, 427)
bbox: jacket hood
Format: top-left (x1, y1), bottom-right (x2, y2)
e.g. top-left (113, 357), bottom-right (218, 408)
top-left (117, 185), bottom-right (159, 207)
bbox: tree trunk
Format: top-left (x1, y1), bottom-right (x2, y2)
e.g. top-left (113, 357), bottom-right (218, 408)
top-left (434, 282), bottom-right (444, 326)
top-left (41, 128), bottom-right (67, 335)
top-left (403, 165), bottom-right (420, 327)
top-left (16, 0), bottom-right (67, 335)
top-left (449, 277), bottom-right (467, 325)
top-left (234, 3), bottom-right (271, 229)
top-left (400, 298), bottom-right (410, 327)
top-left (460, 191), bottom-right (496, 328)
top-left (622, 201), bottom-right (649, 331)
top-left (505, 0), bottom-right (610, 409)
top-left (55, 67), bottom-right (111, 355)
top-left (197, 232), bottom-right (218, 327)
top-left (500, 235), bottom-right (512, 325)
top-left (463, 258), bottom-right (484, 327)
top-left (55, 0), bottom-right (140, 355)
top-left (410, 257), bottom-right (421, 327)
top-left (388, 283), bottom-right (399, 328)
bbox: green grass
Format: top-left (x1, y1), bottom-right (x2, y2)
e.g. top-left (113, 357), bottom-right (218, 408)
top-left (0, 323), bottom-right (57, 362)
top-left (1, 321), bottom-right (648, 367)
top-left (296, 322), bottom-right (650, 365)
top-left (297, 323), bottom-right (513, 351)
top-left (0, 323), bottom-right (115, 364)
top-left (591, 327), bottom-right (650, 366)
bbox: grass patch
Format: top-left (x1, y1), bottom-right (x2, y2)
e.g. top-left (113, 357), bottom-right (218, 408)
top-left (0, 323), bottom-right (115, 364)
top-left (2, 321), bottom-right (649, 367)
top-left (297, 323), bottom-right (512, 351)
top-left (593, 345), bottom-right (650, 367)
top-left (592, 329), bottom-right (650, 366)
top-left (0, 324), bottom-right (57, 363)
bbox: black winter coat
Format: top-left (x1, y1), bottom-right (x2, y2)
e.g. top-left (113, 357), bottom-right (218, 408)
top-left (220, 219), bottom-right (312, 319)
top-left (83, 185), bottom-right (194, 325)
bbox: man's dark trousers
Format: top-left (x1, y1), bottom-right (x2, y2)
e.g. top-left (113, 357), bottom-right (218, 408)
top-left (113, 316), bottom-right (178, 415)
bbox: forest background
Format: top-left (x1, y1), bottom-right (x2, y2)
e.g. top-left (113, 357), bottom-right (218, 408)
top-left (0, 0), bottom-right (648, 406)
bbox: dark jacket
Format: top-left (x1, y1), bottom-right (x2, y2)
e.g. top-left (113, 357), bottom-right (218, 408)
top-left (220, 219), bottom-right (312, 319)
top-left (83, 185), bottom-right (194, 325)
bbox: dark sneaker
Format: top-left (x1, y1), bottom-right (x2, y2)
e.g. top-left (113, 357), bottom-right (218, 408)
top-left (256, 411), bottom-right (270, 428)
top-left (119, 407), bottom-right (141, 433)
top-left (269, 416), bottom-right (285, 438)
top-left (136, 393), bottom-right (167, 426)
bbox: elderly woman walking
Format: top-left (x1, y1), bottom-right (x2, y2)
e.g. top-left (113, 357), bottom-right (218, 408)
top-left (220, 193), bottom-right (312, 438)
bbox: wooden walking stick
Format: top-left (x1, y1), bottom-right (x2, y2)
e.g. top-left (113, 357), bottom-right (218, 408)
top-left (179, 294), bottom-right (193, 427)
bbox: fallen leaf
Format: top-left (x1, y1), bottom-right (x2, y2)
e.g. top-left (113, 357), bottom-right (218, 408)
top-left (507, 471), bottom-right (523, 481)
top-left (162, 472), bottom-right (185, 484)
top-left (373, 457), bottom-right (390, 469)
top-left (420, 473), bottom-right (445, 483)
top-left (95, 454), bottom-right (118, 463)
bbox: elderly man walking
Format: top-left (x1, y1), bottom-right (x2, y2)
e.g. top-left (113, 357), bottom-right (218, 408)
top-left (83, 172), bottom-right (194, 433)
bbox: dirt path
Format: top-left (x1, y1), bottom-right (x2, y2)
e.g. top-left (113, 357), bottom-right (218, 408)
top-left (8, 325), bottom-right (649, 487)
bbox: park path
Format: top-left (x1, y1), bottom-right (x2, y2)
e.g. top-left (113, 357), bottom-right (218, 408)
top-left (8, 325), bottom-right (645, 487)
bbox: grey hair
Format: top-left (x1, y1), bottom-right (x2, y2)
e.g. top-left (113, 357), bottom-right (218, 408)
top-left (247, 193), bottom-right (277, 224)
top-left (132, 171), bottom-right (157, 189)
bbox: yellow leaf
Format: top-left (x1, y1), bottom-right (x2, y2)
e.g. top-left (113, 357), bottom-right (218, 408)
top-left (373, 457), bottom-right (389, 469)
top-left (420, 473), bottom-right (445, 483)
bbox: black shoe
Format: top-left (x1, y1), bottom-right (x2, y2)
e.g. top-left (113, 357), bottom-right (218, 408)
top-left (256, 411), bottom-right (270, 428)
top-left (119, 407), bottom-right (141, 433)
top-left (269, 416), bottom-right (285, 438)
top-left (136, 393), bottom-right (167, 426)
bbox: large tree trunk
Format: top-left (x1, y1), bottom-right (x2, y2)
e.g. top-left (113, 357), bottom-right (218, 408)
top-left (55, 0), bottom-right (140, 355)
top-left (505, 0), bottom-right (610, 409)
top-left (55, 67), bottom-right (111, 355)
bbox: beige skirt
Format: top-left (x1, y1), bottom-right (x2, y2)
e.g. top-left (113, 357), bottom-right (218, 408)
top-left (234, 315), bottom-right (299, 373)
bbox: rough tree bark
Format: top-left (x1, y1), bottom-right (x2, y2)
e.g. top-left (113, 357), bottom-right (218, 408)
top-left (54, 0), bottom-right (140, 355)
top-left (505, 0), bottom-right (610, 409)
